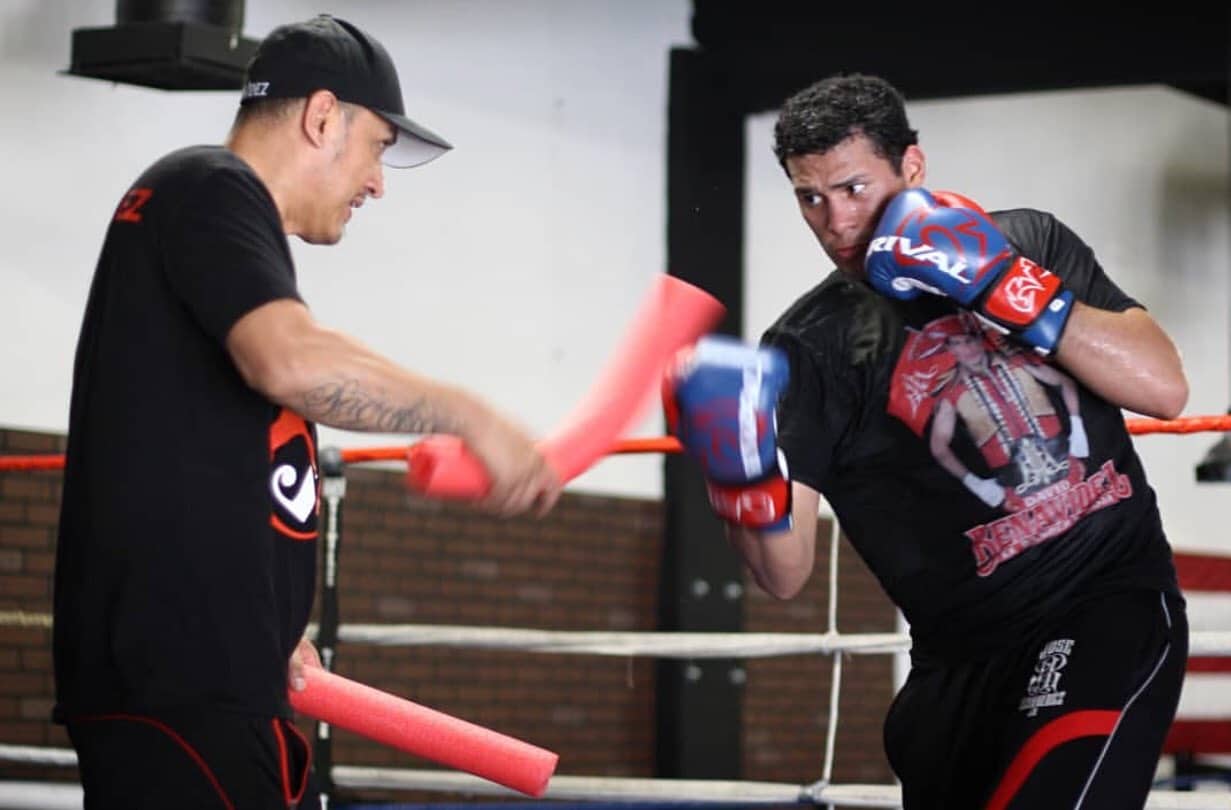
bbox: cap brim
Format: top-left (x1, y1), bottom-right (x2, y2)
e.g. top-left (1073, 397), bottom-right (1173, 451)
top-left (375, 110), bottom-right (452, 169)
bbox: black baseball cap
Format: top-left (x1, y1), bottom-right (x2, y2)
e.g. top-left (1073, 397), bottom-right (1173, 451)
top-left (240, 14), bottom-right (452, 169)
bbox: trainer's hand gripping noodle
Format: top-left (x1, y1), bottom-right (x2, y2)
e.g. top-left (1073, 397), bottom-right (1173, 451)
top-left (865, 188), bottom-right (1074, 355)
top-left (290, 665), bottom-right (558, 796)
top-left (663, 335), bottom-right (793, 532)
top-left (406, 274), bottom-right (726, 496)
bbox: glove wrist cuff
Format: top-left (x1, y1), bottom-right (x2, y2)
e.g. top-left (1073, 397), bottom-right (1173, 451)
top-left (1015, 289), bottom-right (1074, 355)
top-left (980, 257), bottom-right (1074, 355)
top-left (705, 473), bottom-right (792, 532)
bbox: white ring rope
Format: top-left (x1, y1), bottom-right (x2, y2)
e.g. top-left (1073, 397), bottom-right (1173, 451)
top-left (0, 783), bottom-right (80, 810)
top-left (0, 746), bottom-right (1223, 809)
top-left (0, 611), bottom-right (51, 628)
top-left (4, 612), bottom-right (1230, 658)
top-left (332, 625), bottom-right (1231, 659)
top-left (333, 624), bottom-right (911, 656)
top-left (0, 745), bottom-right (77, 766)
top-left (822, 514), bottom-right (843, 793)
top-left (334, 766), bottom-right (813, 802)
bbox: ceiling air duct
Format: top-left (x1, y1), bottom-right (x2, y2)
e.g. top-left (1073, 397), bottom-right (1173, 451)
top-left (65, 0), bottom-right (259, 90)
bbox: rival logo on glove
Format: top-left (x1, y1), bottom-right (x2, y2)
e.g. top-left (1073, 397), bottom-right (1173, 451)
top-left (984, 257), bottom-right (1065, 327)
top-left (866, 188), bottom-right (1075, 355)
top-left (999, 259), bottom-right (1049, 312)
top-left (867, 234), bottom-right (971, 287)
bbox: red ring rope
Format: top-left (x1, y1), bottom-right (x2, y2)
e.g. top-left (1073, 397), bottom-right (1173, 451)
top-left (4, 415), bottom-right (1231, 473)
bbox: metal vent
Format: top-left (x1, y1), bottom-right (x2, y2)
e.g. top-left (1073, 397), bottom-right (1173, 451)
top-left (65, 0), bottom-right (258, 91)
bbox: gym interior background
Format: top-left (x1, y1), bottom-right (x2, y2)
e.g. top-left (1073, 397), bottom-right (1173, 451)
top-left (0, 0), bottom-right (1227, 803)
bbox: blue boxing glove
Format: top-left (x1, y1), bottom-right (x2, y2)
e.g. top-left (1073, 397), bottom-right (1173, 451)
top-left (663, 334), bottom-right (792, 532)
top-left (865, 188), bottom-right (1074, 355)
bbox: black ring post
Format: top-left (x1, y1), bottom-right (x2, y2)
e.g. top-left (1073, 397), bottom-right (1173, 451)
top-left (313, 446), bottom-right (347, 807)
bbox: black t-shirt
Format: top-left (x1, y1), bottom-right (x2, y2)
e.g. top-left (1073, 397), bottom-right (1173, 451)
top-left (763, 208), bottom-right (1181, 663)
top-left (53, 146), bottom-right (319, 720)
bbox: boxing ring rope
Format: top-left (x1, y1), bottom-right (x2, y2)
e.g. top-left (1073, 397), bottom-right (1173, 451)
top-left (0, 758), bottom-right (1196, 810)
top-left (4, 409), bottom-right (1231, 806)
top-left (1, 640), bottom-right (1229, 810)
top-left (4, 610), bottom-right (1230, 660)
top-left (0, 757), bottom-right (1223, 808)
top-left (3, 613), bottom-right (1230, 660)
top-left (4, 413), bottom-right (1230, 473)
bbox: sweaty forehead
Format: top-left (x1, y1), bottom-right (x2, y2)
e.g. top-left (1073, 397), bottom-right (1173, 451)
top-left (787, 135), bottom-right (887, 186)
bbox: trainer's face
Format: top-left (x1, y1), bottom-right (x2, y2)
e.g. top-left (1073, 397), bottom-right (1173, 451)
top-left (305, 104), bottom-right (393, 245)
top-left (785, 133), bottom-right (925, 278)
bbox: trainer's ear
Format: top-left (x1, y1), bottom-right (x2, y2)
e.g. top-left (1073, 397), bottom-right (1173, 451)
top-left (302, 89), bottom-right (341, 149)
top-left (902, 144), bottom-right (926, 188)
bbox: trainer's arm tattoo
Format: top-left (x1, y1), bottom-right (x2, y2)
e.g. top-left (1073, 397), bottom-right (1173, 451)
top-left (301, 379), bottom-right (435, 433)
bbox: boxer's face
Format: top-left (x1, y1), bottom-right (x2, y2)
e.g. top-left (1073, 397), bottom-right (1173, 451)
top-left (785, 133), bottom-right (925, 278)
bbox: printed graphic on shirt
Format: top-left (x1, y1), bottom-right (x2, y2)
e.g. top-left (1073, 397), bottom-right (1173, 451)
top-left (113, 187), bottom-right (153, 223)
top-left (888, 313), bottom-right (1132, 575)
top-left (269, 408), bottom-right (319, 541)
top-left (1020, 638), bottom-right (1074, 716)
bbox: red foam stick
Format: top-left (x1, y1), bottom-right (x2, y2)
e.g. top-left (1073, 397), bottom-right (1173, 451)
top-left (290, 666), bottom-right (558, 796)
top-left (406, 274), bottom-right (725, 496)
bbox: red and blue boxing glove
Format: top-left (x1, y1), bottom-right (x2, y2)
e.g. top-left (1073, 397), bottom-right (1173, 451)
top-left (865, 188), bottom-right (1074, 355)
top-left (663, 335), bottom-right (792, 533)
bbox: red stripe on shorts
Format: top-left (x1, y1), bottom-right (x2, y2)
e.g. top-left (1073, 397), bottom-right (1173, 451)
top-left (983, 709), bottom-right (1119, 810)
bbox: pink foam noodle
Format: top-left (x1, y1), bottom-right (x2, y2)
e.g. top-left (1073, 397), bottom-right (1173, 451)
top-left (290, 666), bottom-right (558, 796)
top-left (405, 274), bottom-right (726, 496)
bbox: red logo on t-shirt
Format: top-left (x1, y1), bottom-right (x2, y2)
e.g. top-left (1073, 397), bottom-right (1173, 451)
top-left (114, 187), bottom-right (153, 223)
top-left (269, 409), bottom-right (319, 541)
top-left (887, 312), bottom-right (1115, 576)
top-left (965, 461), bottom-right (1133, 576)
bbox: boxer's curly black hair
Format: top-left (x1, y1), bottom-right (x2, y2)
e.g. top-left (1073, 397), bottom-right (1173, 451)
top-left (772, 73), bottom-right (918, 174)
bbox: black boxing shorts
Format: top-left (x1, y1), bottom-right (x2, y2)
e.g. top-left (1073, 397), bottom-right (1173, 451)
top-left (66, 710), bottom-right (313, 809)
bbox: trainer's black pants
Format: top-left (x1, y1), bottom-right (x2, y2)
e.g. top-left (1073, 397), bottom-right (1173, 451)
top-left (885, 589), bottom-right (1187, 810)
top-left (67, 711), bottom-right (313, 809)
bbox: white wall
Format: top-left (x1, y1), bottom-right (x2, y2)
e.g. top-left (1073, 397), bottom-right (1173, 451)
top-left (747, 85), bottom-right (1231, 557)
top-left (1, 3), bottom-right (1228, 524)
top-left (0, 0), bottom-right (692, 498)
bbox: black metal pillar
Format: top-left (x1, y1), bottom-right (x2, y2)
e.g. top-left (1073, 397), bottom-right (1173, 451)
top-left (656, 46), bottom-right (748, 779)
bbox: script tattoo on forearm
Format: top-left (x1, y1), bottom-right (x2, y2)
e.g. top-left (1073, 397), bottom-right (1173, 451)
top-left (302, 379), bottom-right (433, 433)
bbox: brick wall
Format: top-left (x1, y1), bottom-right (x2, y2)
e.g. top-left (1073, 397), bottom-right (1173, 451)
top-left (323, 466), bottom-right (662, 803)
top-left (0, 426), bottom-right (896, 800)
top-left (0, 428), bottom-right (72, 787)
top-left (743, 519), bottom-right (897, 784)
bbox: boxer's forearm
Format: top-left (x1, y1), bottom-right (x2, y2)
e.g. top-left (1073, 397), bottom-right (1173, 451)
top-left (1054, 303), bottom-right (1187, 419)
top-left (726, 482), bottom-right (820, 599)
